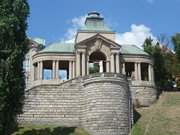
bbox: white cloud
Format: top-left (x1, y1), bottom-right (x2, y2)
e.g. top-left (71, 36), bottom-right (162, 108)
top-left (63, 16), bottom-right (157, 48)
top-left (64, 15), bottom-right (86, 43)
top-left (116, 24), bottom-right (157, 48)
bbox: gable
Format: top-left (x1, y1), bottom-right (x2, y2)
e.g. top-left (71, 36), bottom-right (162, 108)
top-left (75, 33), bottom-right (121, 49)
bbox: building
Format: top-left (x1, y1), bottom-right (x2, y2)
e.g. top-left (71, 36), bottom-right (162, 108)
top-left (20, 11), bottom-right (157, 135)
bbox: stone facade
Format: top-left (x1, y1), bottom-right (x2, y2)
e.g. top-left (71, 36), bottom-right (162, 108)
top-left (18, 73), bottom-right (132, 135)
top-left (21, 11), bottom-right (157, 135)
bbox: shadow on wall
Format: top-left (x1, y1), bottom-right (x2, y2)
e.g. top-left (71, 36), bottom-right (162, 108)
top-left (133, 108), bottom-right (141, 124)
top-left (15, 127), bottom-right (76, 135)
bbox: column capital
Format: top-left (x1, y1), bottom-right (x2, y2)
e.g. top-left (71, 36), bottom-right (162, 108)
top-left (76, 49), bottom-right (86, 53)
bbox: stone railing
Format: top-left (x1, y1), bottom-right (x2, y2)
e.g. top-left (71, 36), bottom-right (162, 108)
top-left (30, 73), bottom-right (126, 89)
top-left (131, 80), bottom-right (155, 87)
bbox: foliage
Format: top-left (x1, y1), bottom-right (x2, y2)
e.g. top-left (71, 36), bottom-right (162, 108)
top-left (13, 126), bottom-right (90, 135)
top-left (89, 63), bottom-right (99, 74)
top-left (143, 38), bottom-right (169, 89)
top-left (0, 0), bottom-right (29, 135)
top-left (172, 33), bottom-right (180, 88)
top-left (172, 33), bottom-right (180, 63)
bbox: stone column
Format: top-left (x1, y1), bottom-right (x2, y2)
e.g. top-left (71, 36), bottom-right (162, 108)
top-left (106, 61), bottom-right (110, 72)
top-left (76, 52), bottom-right (81, 77)
top-left (134, 63), bottom-right (138, 80)
top-left (122, 63), bottom-right (125, 75)
top-left (116, 53), bottom-right (120, 73)
top-left (86, 55), bottom-right (89, 75)
top-left (69, 61), bottom-right (72, 79)
top-left (30, 63), bottom-right (34, 81)
top-left (55, 61), bottom-right (59, 80)
top-left (151, 64), bottom-right (154, 81)
top-left (82, 52), bottom-right (86, 76)
top-left (99, 60), bottom-right (103, 73)
top-left (32, 64), bottom-right (35, 81)
top-left (39, 61), bottom-right (43, 80)
top-left (52, 60), bottom-right (56, 80)
top-left (72, 61), bottom-right (75, 78)
top-left (148, 64), bottom-right (152, 81)
top-left (137, 63), bottom-right (141, 81)
top-left (110, 53), bottom-right (115, 73)
top-left (36, 62), bottom-right (40, 80)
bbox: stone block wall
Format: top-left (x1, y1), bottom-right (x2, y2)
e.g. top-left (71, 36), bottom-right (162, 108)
top-left (82, 76), bottom-right (131, 135)
top-left (19, 73), bottom-right (157, 135)
top-left (130, 84), bottom-right (157, 107)
top-left (18, 79), bottom-right (82, 127)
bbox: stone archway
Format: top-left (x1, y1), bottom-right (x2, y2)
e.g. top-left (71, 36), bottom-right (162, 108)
top-left (89, 51), bottom-right (106, 73)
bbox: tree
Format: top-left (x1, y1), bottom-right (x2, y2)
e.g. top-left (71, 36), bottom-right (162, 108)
top-left (172, 33), bottom-right (180, 88)
top-left (0, 0), bottom-right (29, 135)
top-left (143, 37), bottom-right (169, 90)
top-left (172, 33), bottom-right (180, 63)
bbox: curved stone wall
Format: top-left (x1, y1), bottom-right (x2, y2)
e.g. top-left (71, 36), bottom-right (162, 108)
top-left (18, 73), bottom-right (132, 135)
top-left (82, 74), bottom-right (131, 135)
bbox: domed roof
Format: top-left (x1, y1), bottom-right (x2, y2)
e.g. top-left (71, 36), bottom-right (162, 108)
top-left (79, 11), bottom-right (113, 32)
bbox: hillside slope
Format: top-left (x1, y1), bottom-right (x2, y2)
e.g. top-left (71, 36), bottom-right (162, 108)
top-left (131, 92), bottom-right (180, 135)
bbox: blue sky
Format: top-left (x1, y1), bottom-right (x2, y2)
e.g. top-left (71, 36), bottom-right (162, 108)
top-left (27, 0), bottom-right (180, 47)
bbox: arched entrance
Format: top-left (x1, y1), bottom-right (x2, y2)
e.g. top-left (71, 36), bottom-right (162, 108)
top-left (89, 51), bottom-right (106, 74)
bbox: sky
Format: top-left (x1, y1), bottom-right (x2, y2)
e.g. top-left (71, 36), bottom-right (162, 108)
top-left (27, 0), bottom-right (180, 48)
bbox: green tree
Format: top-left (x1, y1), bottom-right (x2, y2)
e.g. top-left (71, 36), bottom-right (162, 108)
top-left (172, 33), bottom-right (180, 63)
top-left (172, 33), bottom-right (180, 88)
top-left (143, 38), bottom-right (169, 89)
top-left (0, 0), bottom-right (29, 135)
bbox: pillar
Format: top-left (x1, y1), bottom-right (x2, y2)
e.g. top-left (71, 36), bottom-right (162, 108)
top-left (76, 52), bottom-right (80, 77)
top-left (52, 60), bottom-right (56, 79)
top-left (38, 61), bottom-right (43, 80)
top-left (110, 53), bottom-right (115, 73)
top-left (32, 64), bottom-right (38, 81)
top-left (99, 60), bottom-right (103, 73)
top-left (72, 61), bottom-right (75, 78)
top-left (56, 61), bottom-right (59, 79)
top-left (151, 64), bottom-right (154, 81)
top-left (134, 63), bottom-right (138, 80)
top-left (148, 64), bottom-right (152, 81)
top-left (122, 63), bottom-right (125, 75)
top-left (69, 61), bottom-right (72, 79)
top-left (36, 62), bottom-right (40, 80)
top-left (116, 53), bottom-right (120, 73)
top-left (86, 55), bottom-right (89, 75)
top-left (138, 63), bottom-right (141, 81)
top-left (106, 61), bottom-right (110, 72)
top-left (82, 52), bottom-right (86, 76)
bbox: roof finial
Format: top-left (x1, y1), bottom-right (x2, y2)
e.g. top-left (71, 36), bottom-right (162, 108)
top-left (88, 11), bottom-right (100, 17)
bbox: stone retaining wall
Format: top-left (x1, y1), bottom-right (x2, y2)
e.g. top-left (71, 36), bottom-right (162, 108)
top-left (82, 76), bottom-right (131, 135)
top-left (18, 73), bottom-right (156, 135)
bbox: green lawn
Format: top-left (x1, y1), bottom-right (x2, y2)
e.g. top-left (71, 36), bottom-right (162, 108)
top-left (130, 92), bottom-right (180, 135)
top-left (13, 125), bottom-right (90, 135)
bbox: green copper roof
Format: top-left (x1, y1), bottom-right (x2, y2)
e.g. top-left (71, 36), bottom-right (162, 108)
top-left (40, 42), bottom-right (74, 53)
top-left (80, 24), bottom-right (112, 32)
top-left (121, 45), bottom-right (149, 55)
top-left (40, 42), bottom-right (148, 56)
top-left (79, 11), bottom-right (113, 32)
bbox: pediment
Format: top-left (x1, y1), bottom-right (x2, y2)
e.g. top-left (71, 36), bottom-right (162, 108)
top-left (75, 33), bottom-right (121, 49)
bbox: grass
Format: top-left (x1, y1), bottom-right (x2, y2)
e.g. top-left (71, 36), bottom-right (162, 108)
top-left (13, 125), bottom-right (90, 135)
top-left (130, 92), bottom-right (180, 135)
